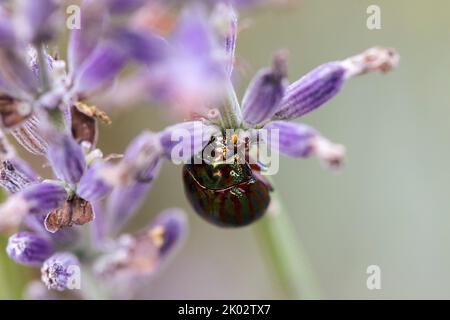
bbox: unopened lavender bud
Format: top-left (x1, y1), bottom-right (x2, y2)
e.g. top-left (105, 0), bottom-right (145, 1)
top-left (265, 120), bottom-right (345, 169)
top-left (0, 160), bottom-right (34, 193)
top-left (274, 46), bottom-right (399, 120)
top-left (274, 62), bottom-right (345, 120)
top-left (10, 116), bottom-right (48, 155)
top-left (41, 252), bottom-right (80, 291)
top-left (242, 51), bottom-right (289, 126)
top-left (7, 232), bottom-right (53, 266)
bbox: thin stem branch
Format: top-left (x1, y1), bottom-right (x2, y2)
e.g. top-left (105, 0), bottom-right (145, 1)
top-left (253, 192), bottom-right (321, 299)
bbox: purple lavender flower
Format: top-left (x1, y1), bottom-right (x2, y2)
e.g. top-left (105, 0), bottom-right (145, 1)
top-left (0, 131), bottom-right (114, 233)
top-left (94, 208), bottom-right (188, 280)
top-left (0, 0), bottom-right (164, 156)
top-left (0, 0), bottom-right (399, 299)
top-left (7, 232), bottom-right (53, 266)
top-left (15, 0), bottom-right (61, 44)
top-left (41, 252), bottom-right (80, 291)
top-left (242, 51), bottom-right (289, 125)
top-left (0, 1), bottom-right (192, 298)
top-left (118, 5), bottom-right (230, 115)
top-left (103, 131), bottom-right (163, 233)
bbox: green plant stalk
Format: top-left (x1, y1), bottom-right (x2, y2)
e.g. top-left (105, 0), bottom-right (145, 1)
top-left (219, 82), bottom-right (243, 129)
top-left (253, 192), bottom-right (321, 299)
top-left (37, 44), bottom-right (50, 92)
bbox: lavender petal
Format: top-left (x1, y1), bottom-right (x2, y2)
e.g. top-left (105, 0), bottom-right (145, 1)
top-left (172, 8), bottom-right (214, 58)
top-left (77, 163), bottom-right (112, 202)
top-left (148, 208), bottom-right (188, 258)
top-left (68, 0), bottom-right (108, 74)
top-left (108, 28), bottom-right (167, 65)
top-left (242, 52), bottom-right (289, 125)
top-left (265, 120), bottom-right (346, 168)
top-left (107, 180), bottom-right (157, 235)
top-left (0, 10), bottom-right (15, 47)
top-left (47, 134), bottom-right (86, 184)
top-left (105, 0), bottom-right (146, 14)
top-left (22, 181), bottom-right (68, 212)
top-left (73, 40), bottom-right (128, 96)
top-left (159, 121), bottom-right (218, 163)
top-left (274, 62), bottom-right (345, 120)
top-left (264, 120), bottom-right (317, 158)
top-left (16, 0), bottom-right (61, 44)
top-left (212, 3), bottom-right (237, 76)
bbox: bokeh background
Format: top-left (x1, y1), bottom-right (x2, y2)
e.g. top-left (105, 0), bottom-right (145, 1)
top-left (1, 0), bottom-right (450, 299)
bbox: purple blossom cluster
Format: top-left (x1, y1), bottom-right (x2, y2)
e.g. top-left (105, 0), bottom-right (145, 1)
top-left (0, 0), bottom-right (398, 298)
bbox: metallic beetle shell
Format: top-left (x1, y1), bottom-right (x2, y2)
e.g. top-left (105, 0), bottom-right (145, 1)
top-left (182, 161), bottom-right (271, 227)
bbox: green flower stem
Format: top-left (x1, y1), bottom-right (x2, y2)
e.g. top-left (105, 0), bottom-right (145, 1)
top-left (37, 44), bottom-right (50, 92)
top-left (253, 192), bottom-right (321, 299)
top-left (219, 82), bottom-right (243, 129)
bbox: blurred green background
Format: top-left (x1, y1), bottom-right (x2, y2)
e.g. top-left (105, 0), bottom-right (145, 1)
top-left (2, 0), bottom-right (450, 299)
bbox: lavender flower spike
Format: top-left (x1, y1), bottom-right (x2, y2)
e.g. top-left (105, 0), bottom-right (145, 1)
top-left (265, 120), bottom-right (345, 169)
top-left (41, 252), bottom-right (80, 291)
top-left (274, 47), bottom-right (399, 120)
top-left (242, 51), bottom-right (289, 126)
top-left (7, 232), bottom-right (53, 266)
